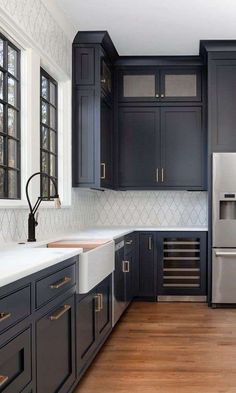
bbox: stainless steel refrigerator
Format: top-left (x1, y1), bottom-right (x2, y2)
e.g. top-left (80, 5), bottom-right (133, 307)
top-left (212, 153), bottom-right (236, 304)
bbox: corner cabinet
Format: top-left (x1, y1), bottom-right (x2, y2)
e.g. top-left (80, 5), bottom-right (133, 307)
top-left (118, 106), bottom-right (206, 190)
top-left (72, 32), bottom-right (118, 189)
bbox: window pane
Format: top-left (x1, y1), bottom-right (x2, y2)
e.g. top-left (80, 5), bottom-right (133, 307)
top-left (8, 108), bottom-right (17, 137)
top-left (42, 176), bottom-right (49, 198)
top-left (0, 104), bottom-right (3, 133)
top-left (8, 46), bottom-right (17, 76)
top-left (50, 154), bottom-right (56, 177)
top-left (41, 76), bottom-right (48, 100)
top-left (50, 130), bottom-right (56, 153)
top-left (50, 82), bottom-right (56, 105)
top-left (0, 167), bottom-right (5, 197)
top-left (41, 126), bottom-right (48, 150)
top-left (0, 135), bottom-right (4, 165)
top-left (0, 39), bottom-right (3, 68)
top-left (8, 169), bottom-right (17, 198)
top-left (41, 151), bottom-right (49, 174)
top-left (8, 77), bottom-right (17, 106)
top-left (8, 139), bottom-right (18, 168)
top-left (41, 101), bottom-right (48, 125)
top-left (50, 106), bottom-right (56, 129)
top-left (0, 71), bottom-right (3, 100)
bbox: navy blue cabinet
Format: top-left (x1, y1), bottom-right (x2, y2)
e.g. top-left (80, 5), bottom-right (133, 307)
top-left (36, 295), bottom-right (76, 393)
top-left (118, 106), bottom-right (205, 190)
top-left (76, 274), bottom-right (112, 377)
top-left (138, 233), bottom-right (157, 298)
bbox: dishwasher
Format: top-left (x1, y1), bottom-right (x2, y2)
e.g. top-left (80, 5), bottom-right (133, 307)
top-left (112, 239), bottom-right (129, 326)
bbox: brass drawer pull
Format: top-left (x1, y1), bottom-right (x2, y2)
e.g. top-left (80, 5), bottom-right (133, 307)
top-left (94, 294), bottom-right (101, 312)
top-left (50, 276), bottom-right (71, 289)
top-left (49, 304), bottom-right (71, 321)
top-left (0, 375), bottom-right (9, 387)
top-left (156, 168), bottom-right (159, 183)
top-left (0, 312), bottom-right (11, 323)
top-left (99, 294), bottom-right (103, 310)
top-left (101, 163), bottom-right (106, 179)
top-left (122, 260), bottom-right (130, 273)
top-left (125, 240), bottom-right (133, 245)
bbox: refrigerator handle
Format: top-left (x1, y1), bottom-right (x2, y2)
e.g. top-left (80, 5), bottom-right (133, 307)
top-left (215, 251), bottom-right (236, 257)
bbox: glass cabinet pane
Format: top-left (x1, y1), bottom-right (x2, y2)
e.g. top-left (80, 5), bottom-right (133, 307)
top-left (164, 74), bottom-right (197, 98)
top-left (123, 75), bottom-right (155, 98)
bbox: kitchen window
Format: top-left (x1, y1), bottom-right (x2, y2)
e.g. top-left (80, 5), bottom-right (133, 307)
top-left (0, 33), bottom-right (20, 199)
top-left (40, 68), bottom-right (58, 199)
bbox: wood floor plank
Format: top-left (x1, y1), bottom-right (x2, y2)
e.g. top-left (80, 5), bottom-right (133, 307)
top-left (74, 302), bottom-right (236, 393)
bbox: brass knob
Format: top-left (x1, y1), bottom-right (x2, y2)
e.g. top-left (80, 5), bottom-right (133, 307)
top-left (155, 93), bottom-right (159, 98)
top-left (161, 94), bottom-right (164, 98)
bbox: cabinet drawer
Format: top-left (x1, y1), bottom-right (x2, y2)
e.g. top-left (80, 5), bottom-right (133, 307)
top-left (36, 264), bottom-right (76, 308)
top-left (0, 328), bottom-right (31, 393)
top-left (0, 286), bottom-right (31, 334)
top-left (124, 233), bottom-right (135, 254)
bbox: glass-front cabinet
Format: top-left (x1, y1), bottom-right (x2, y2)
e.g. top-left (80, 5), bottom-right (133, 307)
top-left (119, 68), bottom-right (201, 102)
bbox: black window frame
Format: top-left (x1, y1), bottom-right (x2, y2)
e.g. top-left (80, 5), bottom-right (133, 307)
top-left (40, 68), bottom-right (58, 200)
top-left (0, 32), bottom-right (21, 200)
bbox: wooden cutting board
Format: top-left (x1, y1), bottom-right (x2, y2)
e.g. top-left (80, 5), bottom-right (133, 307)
top-left (48, 239), bottom-right (110, 250)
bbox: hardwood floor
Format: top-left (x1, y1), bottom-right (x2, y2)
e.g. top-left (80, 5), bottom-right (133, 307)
top-left (75, 302), bottom-right (236, 393)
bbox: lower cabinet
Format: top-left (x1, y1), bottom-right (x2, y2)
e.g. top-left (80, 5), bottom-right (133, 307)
top-left (0, 328), bottom-right (31, 392)
top-left (36, 295), bottom-right (76, 393)
top-left (139, 232), bottom-right (156, 298)
top-left (76, 275), bottom-right (112, 376)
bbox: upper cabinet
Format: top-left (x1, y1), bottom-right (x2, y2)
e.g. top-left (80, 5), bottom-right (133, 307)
top-left (119, 67), bottom-right (202, 102)
top-left (72, 32), bottom-right (118, 189)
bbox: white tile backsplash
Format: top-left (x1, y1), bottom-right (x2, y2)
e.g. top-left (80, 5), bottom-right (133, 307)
top-left (94, 190), bottom-right (208, 228)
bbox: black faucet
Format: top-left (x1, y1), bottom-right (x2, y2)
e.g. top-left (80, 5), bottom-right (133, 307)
top-left (26, 172), bottom-right (61, 242)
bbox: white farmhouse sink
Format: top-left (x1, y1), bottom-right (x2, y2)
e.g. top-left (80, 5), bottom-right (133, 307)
top-left (48, 239), bottom-right (115, 293)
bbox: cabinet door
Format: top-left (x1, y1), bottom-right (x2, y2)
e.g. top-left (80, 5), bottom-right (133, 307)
top-left (161, 107), bottom-right (205, 189)
top-left (119, 107), bottom-right (161, 188)
top-left (120, 70), bottom-right (158, 102)
top-left (96, 276), bottom-right (112, 343)
top-left (101, 60), bottom-right (112, 99)
top-left (157, 232), bottom-right (207, 297)
top-left (36, 296), bottom-right (75, 393)
top-left (73, 89), bottom-right (94, 186)
top-left (101, 99), bottom-right (113, 188)
top-left (0, 328), bottom-right (31, 393)
top-left (209, 59), bottom-right (236, 151)
top-left (160, 69), bottom-right (201, 101)
top-left (139, 233), bottom-right (156, 297)
top-left (76, 291), bottom-right (97, 374)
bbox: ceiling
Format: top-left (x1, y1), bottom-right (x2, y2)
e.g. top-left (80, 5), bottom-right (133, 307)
top-left (57, 0), bottom-right (236, 55)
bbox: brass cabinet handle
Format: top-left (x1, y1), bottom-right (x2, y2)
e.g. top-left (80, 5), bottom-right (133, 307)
top-left (99, 294), bottom-right (103, 310)
top-left (156, 168), bottom-right (159, 183)
top-left (49, 304), bottom-right (71, 321)
top-left (101, 163), bottom-right (106, 179)
top-left (0, 375), bottom-right (8, 388)
top-left (125, 240), bottom-right (133, 245)
top-left (161, 168), bottom-right (164, 183)
top-left (122, 260), bottom-right (129, 273)
top-left (148, 236), bottom-right (152, 250)
top-left (94, 295), bottom-right (101, 312)
top-left (0, 312), bottom-right (11, 323)
top-left (50, 276), bottom-right (72, 289)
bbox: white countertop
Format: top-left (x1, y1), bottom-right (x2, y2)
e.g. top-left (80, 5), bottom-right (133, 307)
top-left (0, 225), bottom-right (207, 288)
top-left (0, 248), bottom-right (82, 288)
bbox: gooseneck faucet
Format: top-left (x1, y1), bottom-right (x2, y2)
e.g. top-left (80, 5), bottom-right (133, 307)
top-left (26, 172), bottom-right (61, 242)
